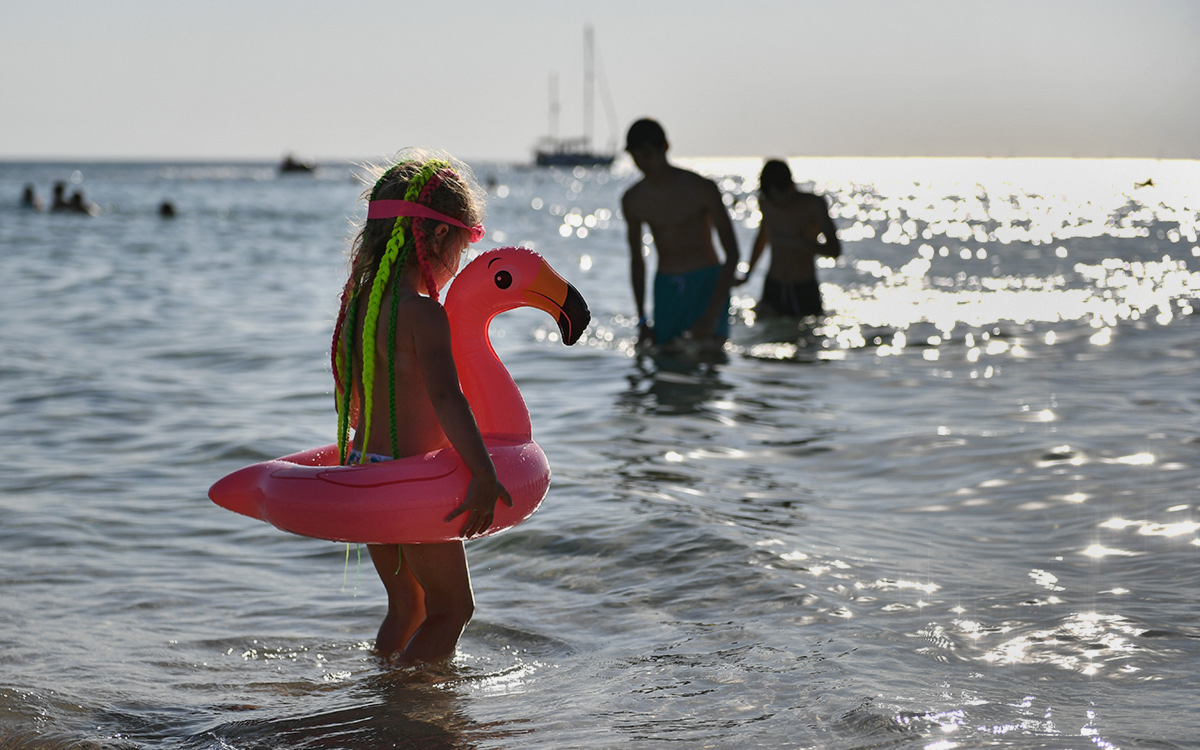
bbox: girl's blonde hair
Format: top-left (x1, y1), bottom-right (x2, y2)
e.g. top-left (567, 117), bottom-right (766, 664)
top-left (332, 149), bottom-right (485, 463)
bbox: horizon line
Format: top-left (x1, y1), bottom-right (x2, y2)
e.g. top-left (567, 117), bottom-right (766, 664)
top-left (3, 153), bottom-right (1199, 165)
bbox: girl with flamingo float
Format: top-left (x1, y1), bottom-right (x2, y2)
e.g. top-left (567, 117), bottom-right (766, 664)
top-left (211, 152), bottom-right (589, 664)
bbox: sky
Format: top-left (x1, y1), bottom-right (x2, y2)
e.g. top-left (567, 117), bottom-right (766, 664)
top-left (4, 0), bottom-right (1199, 162)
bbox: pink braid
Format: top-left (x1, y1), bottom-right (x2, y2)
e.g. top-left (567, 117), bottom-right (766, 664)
top-left (412, 170), bottom-right (449, 302)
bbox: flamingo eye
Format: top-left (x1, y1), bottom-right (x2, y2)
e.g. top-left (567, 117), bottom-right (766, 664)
top-left (494, 270), bottom-right (513, 289)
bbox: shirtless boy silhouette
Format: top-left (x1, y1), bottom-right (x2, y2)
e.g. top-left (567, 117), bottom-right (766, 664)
top-left (621, 119), bottom-right (740, 346)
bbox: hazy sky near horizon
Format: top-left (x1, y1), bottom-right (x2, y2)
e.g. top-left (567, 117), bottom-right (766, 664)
top-left (4, 0), bottom-right (1198, 162)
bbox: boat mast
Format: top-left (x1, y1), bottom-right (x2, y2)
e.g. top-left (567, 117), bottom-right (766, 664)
top-left (583, 25), bottom-right (594, 149)
top-left (548, 72), bottom-right (560, 141)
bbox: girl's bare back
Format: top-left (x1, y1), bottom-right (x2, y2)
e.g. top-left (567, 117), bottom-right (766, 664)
top-left (349, 286), bottom-right (451, 459)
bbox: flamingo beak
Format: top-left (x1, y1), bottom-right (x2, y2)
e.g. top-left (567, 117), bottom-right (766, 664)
top-left (524, 262), bottom-right (591, 345)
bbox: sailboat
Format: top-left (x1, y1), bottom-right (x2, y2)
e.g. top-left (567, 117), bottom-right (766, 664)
top-left (534, 26), bottom-right (616, 168)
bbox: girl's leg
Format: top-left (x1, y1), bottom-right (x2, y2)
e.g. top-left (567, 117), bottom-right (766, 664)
top-left (396, 541), bottom-right (474, 664)
top-left (367, 543), bottom-right (426, 656)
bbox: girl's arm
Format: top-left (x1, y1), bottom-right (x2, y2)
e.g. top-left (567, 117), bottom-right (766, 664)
top-left (623, 191), bottom-right (653, 342)
top-left (745, 224), bottom-right (769, 280)
top-left (411, 298), bottom-right (512, 537)
top-left (818, 195), bottom-right (842, 258)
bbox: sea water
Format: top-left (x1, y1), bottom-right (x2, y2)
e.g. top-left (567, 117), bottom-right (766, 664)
top-left (0, 157), bottom-right (1197, 748)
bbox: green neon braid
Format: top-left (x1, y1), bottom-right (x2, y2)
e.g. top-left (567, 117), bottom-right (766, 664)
top-left (355, 159), bottom-right (451, 463)
top-left (336, 345), bottom-right (349, 464)
top-left (336, 292), bottom-right (359, 465)
top-left (357, 218), bottom-right (407, 462)
top-left (387, 276), bottom-right (401, 459)
top-left (348, 161), bottom-right (411, 463)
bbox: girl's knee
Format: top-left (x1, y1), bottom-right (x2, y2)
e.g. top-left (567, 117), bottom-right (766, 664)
top-left (427, 589), bottom-right (474, 623)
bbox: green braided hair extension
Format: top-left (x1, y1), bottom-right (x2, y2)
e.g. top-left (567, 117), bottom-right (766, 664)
top-left (386, 166), bottom-right (450, 457)
top-left (356, 216), bottom-right (408, 462)
top-left (335, 291), bottom-right (360, 465)
top-left (369, 163), bottom-right (407, 201)
top-left (387, 273), bottom-right (402, 459)
top-left (355, 159), bottom-right (450, 463)
top-left (333, 162), bottom-right (408, 464)
top-left (387, 160), bottom-right (449, 459)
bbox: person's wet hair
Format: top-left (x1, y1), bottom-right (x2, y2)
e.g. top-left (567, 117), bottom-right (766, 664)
top-left (759, 159), bottom-right (794, 195)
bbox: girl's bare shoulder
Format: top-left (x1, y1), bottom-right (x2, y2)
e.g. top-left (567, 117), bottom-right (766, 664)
top-left (398, 293), bottom-right (451, 332)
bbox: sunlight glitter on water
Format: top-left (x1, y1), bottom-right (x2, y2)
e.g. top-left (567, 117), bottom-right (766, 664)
top-left (980, 612), bottom-right (1141, 676)
top-left (711, 157), bottom-right (1200, 362)
top-left (1101, 517), bottom-right (1200, 537)
top-left (802, 254), bottom-right (1200, 352)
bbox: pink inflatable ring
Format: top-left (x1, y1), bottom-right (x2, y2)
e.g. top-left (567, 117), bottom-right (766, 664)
top-left (209, 247), bottom-right (590, 544)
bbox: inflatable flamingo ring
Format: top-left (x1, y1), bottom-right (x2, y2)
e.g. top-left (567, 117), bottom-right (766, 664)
top-left (209, 247), bottom-right (590, 544)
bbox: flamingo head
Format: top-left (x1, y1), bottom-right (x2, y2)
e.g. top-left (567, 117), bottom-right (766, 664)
top-left (444, 247), bottom-right (590, 345)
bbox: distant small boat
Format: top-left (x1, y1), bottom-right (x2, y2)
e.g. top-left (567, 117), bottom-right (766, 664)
top-left (533, 26), bottom-right (616, 168)
top-left (535, 137), bottom-right (615, 168)
top-left (280, 154), bottom-right (315, 174)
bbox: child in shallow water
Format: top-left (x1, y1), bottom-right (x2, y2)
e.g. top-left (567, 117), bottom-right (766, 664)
top-left (331, 151), bottom-right (511, 664)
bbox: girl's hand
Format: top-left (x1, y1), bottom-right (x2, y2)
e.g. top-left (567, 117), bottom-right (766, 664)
top-left (445, 475), bottom-right (513, 538)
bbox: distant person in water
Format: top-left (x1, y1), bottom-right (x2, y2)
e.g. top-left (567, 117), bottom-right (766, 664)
top-left (159, 200), bottom-right (176, 218)
top-left (67, 190), bottom-right (96, 216)
top-left (739, 159), bottom-right (841, 318)
top-left (50, 183), bottom-right (95, 215)
top-left (21, 184), bottom-right (43, 211)
top-left (50, 182), bottom-right (71, 212)
top-left (621, 118), bottom-right (740, 347)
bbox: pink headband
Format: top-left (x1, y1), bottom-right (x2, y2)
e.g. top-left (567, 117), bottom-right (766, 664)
top-left (367, 199), bottom-right (485, 243)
